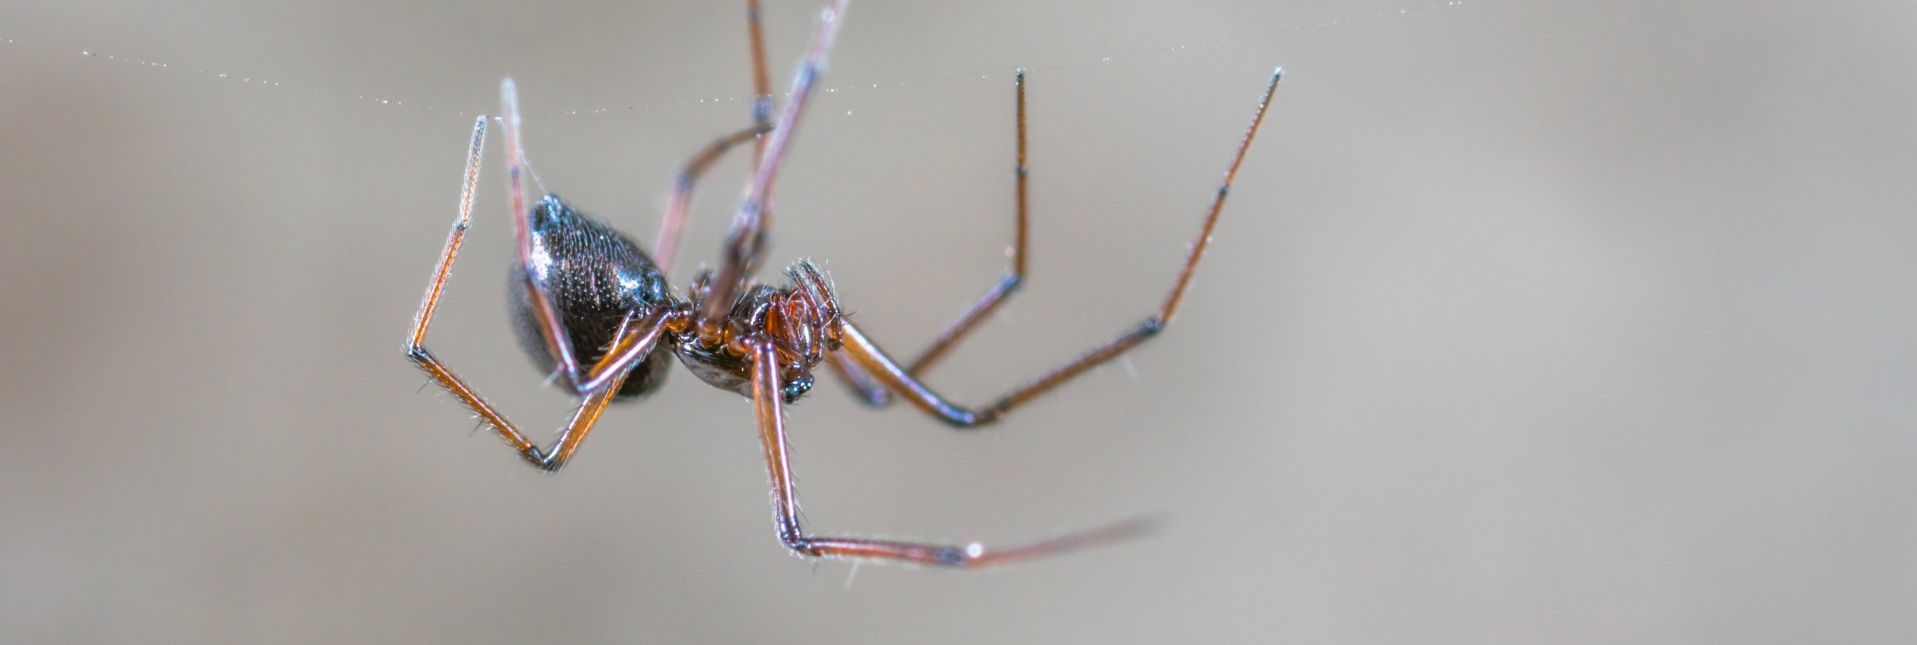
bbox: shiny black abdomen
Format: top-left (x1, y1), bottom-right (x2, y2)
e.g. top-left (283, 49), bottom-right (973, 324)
top-left (508, 194), bottom-right (676, 400)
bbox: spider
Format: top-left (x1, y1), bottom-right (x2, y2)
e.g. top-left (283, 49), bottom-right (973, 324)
top-left (405, 0), bottom-right (1282, 568)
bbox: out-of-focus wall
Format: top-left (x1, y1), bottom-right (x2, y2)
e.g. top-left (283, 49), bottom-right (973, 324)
top-left (1, 1), bottom-right (1912, 643)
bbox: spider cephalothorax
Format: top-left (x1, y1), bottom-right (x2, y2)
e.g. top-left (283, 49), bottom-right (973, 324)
top-left (405, 0), bottom-right (1281, 568)
top-left (675, 259), bottom-right (841, 404)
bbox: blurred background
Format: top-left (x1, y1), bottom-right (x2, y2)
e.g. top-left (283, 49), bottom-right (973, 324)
top-left (2, 0), bottom-right (1913, 642)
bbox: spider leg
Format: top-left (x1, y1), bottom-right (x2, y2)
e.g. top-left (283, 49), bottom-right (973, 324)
top-left (652, 124), bottom-right (772, 278)
top-left (697, 0), bottom-right (847, 345)
top-left (408, 116), bottom-right (489, 351)
top-left (828, 69), bottom-right (1032, 407)
top-left (749, 340), bottom-right (1150, 567)
top-left (405, 116), bottom-right (648, 470)
top-left (410, 346), bottom-right (632, 472)
top-left (499, 77), bottom-right (585, 390)
top-left (570, 309), bottom-right (680, 394)
top-left (651, 1), bottom-right (784, 285)
top-left (644, 0), bottom-right (783, 281)
top-left (746, 0), bottom-right (774, 163)
top-left (824, 351), bottom-right (891, 406)
top-left (907, 68), bottom-right (1031, 377)
top-left (825, 68), bottom-right (1284, 428)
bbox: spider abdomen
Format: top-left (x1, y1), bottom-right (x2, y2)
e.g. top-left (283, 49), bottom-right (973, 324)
top-left (507, 194), bottom-right (679, 400)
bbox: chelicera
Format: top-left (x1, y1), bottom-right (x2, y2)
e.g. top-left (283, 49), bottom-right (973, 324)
top-left (406, 0), bottom-right (1283, 568)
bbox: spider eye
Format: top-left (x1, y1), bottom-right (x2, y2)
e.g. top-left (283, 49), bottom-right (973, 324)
top-left (781, 374), bottom-right (814, 404)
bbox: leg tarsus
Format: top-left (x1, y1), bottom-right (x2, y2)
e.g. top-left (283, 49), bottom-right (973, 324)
top-left (825, 70), bottom-right (1028, 407)
top-left (780, 517), bottom-right (1155, 569)
top-left (896, 70), bottom-right (1031, 379)
top-left (408, 116), bottom-right (488, 349)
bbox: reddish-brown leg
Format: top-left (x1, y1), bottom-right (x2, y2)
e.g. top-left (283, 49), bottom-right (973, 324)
top-left (410, 347), bottom-right (632, 471)
top-left (406, 117), bottom-right (674, 468)
top-left (826, 68), bottom-right (1285, 427)
top-left (825, 351), bottom-right (891, 406)
top-left (652, 1), bottom-right (787, 283)
top-left (570, 310), bottom-right (681, 394)
top-left (908, 67), bottom-right (1031, 377)
top-left (746, 0), bottom-right (774, 163)
top-left (408, 116), bottom-right (490, 352)
top-left (698, 0), bottom-right (847, 345)
top-left (656, 0), bottom-right (779, 287)
top-left (499, 78), bottom-right (584, 389)
top-left (750, 341), bottom-right (1149, 567)
top-left (652, 124), bottom-right (772, 277)
top-left (405, 116), bottom-right (661, 469)
top-left (829, 68), bottom-right (1031, 406)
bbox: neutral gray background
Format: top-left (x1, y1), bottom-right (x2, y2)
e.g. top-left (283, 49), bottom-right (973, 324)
top-left (2, 1), bottom-right (1912, 643)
